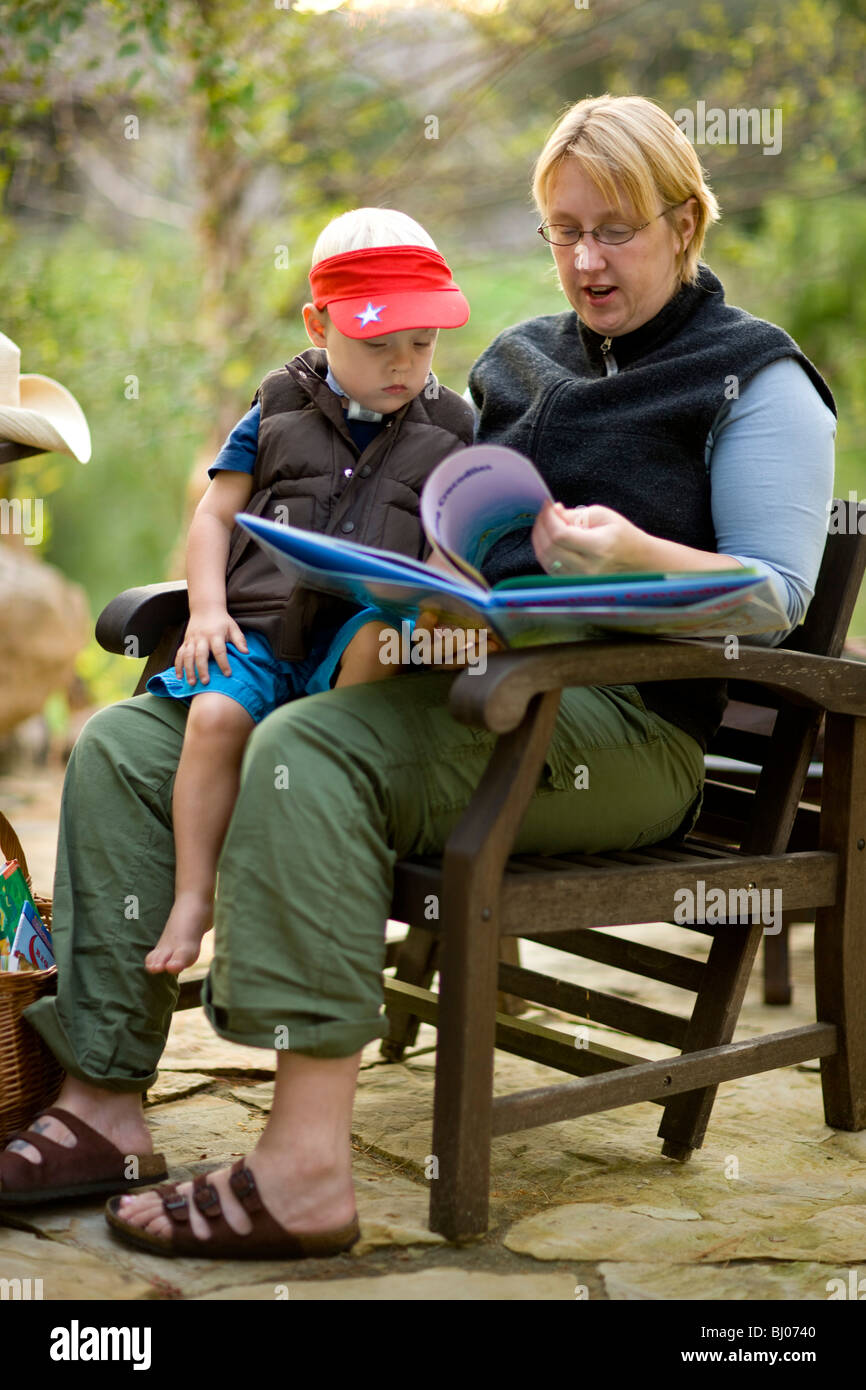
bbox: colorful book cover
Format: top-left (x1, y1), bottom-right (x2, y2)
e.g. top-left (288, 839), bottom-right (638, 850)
top-left (8, 900), bottom-right (55, 971)
top-left (0, 859), bottom-right (50, 958)
top-left (1, 859), bottom-right (34, 949)
top-left (235, 444), bottom-right (787, 647)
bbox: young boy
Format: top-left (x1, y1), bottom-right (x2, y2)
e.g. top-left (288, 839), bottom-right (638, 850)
top-left (144, 208), bottom-right (473, 975)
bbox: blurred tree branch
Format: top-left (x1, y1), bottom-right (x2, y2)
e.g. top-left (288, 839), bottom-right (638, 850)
top-left (53, 102), bottom-right (191, 228)
top-left (1, 0), bottom-right (864, 552)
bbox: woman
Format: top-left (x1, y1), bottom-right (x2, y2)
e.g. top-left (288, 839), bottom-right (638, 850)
top-left (0, 96), bottom-right (835, 1256)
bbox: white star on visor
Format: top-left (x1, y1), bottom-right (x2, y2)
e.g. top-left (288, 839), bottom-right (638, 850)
top-left (354, 302), bottom-right (386, 327)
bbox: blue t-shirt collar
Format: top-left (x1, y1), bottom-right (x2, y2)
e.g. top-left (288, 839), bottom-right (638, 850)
top-left (325, 365), bottom-right (384, 422)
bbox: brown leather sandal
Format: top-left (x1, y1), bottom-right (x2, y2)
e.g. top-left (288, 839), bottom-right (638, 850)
top-left (105, 1158), bottom-right (360, 1260)
top-left (0, 1107), bottom-right (168, 1207)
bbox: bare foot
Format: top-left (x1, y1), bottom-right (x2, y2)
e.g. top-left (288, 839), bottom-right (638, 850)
top-left (115, 1148), bottom-right (356, 1243)
top-left (145, 892), bottom-right (213, 975)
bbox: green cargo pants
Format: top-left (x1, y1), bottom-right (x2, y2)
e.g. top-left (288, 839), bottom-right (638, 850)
top-left (25, 672), bottom-right (705, 1090)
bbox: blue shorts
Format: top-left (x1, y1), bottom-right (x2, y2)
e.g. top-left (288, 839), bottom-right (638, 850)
top-left (146, 610), bottom-right (380, 724)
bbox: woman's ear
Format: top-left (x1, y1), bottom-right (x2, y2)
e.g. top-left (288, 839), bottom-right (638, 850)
top-left (303, 303), bottom-right (329, 347)
top-left (674, 196), bottom-right (699, 255)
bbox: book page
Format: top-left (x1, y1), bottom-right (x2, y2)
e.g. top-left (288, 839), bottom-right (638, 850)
top-left (419, 444), bottom-right (553, 585)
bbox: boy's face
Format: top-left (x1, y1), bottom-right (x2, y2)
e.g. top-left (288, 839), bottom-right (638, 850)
top-left (303, 305), bottom-right (439, 414)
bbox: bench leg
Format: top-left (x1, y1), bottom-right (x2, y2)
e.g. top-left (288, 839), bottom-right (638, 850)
top-left (657, 921), bottom-right (764, 1159)
top-left (496, 936), bottom-right (527, 1017)
top-left (427, 689), bottom-right (561, 1239)
top-left (381, 930), bottom-right (524, 1062)
top-left (381, 926), bottom-right (439, 1060)
top-left (763, 911), bottom-right (793, 1005)
top-left (815, 711), bottom-right (866, 1130)
top-left (429, 875), bottom-right (500, 1241)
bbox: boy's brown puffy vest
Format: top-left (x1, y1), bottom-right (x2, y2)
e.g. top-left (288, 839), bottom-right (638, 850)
top-left (224, 347), bottom-right (475, 661)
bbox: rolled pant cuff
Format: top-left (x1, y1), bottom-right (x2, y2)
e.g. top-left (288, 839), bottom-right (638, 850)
top-left (202, 978), bottom-right (388, 1058)
top-left (22, 996), bottom-right (158, 1095)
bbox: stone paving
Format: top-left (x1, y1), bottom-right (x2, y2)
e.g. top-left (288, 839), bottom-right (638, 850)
top-left (2, 762), bottom-right (865, 1301)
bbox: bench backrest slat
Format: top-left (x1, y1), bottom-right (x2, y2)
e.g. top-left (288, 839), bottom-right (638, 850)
top-left (697, 504), bottom-right (866, 853)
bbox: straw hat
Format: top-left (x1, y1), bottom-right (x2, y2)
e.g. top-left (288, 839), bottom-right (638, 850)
top-left (0, 333), bottom-right (91, 462)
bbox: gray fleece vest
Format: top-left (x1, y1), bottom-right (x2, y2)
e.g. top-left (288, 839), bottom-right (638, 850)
top-left (468, 263), bottom-right (836, 750)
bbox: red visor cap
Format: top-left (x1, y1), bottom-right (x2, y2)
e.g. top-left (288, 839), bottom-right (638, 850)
top-left (309, 245), bottom-right (470, 339)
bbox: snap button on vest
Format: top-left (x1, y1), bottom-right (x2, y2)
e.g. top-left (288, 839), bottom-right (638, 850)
top-left (358, 465), bottom-right (371, 477)
top-left (341, 520), bottom-right (355, 533)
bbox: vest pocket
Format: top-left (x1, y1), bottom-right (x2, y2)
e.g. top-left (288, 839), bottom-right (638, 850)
top-left (226, 490), bottom-right (318, 579)
top-left (380, 509), bottom-right (424, 558)
top-left (376, 482), bottom-right (424, 558)
top-left (265, 491), bottom-right (317, 533)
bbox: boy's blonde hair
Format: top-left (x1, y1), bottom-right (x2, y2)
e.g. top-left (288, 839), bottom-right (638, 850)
top-left (311, 208), bottom-right (438, 268)
top-left (532, 94), bottom-right (720, 286)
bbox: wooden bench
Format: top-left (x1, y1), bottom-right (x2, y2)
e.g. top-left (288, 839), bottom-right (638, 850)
top-left (96, 504), bottom-right (866, 1239)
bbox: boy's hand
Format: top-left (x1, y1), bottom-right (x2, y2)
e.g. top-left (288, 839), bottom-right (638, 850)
top-left (413, 610), bottom-right (503, 666)
top-left (176, 609), bottom-right (249, 685)
top-left (424, 547), bottom-right (468, 582)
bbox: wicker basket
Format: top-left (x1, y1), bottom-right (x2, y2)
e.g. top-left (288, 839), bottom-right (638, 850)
top-left (0, 810), bottom-right (63, 1143)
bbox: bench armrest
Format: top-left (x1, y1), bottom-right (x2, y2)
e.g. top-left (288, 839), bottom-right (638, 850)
top-left (95, 582), bottom-right (189, 656)
top-left (449, 638), bottom-right (866, 733)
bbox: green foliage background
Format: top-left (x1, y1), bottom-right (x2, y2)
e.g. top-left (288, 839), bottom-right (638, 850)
top-left (1, 0), bottom-right (864, 711)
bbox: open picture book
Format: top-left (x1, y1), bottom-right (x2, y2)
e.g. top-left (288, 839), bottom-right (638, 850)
top-left (235, 444), bottom-right (789, 648)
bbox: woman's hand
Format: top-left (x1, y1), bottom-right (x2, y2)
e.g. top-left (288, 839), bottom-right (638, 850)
top-left (175, 609), bottom-right (249, 685)
top-left (531, 499), bottom-right (651, 576)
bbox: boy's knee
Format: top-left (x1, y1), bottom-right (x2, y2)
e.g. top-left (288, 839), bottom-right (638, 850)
top-left (186, 693), bottom-right (253, 740)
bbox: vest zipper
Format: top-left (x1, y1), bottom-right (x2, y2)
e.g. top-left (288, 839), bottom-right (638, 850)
top-left (600, 337), bottom-right (619, 376)
top-left (331, 404), bottom-right (402, 531)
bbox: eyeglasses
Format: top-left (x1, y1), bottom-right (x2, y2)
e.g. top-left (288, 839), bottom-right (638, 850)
top-left (537, 204), bottom-right (685, 247)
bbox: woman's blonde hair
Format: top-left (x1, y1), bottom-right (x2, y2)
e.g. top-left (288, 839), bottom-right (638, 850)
top-left (532, 95), bottom-right (720, 286)
top-left (311, 208), bottom-right (437, 267)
